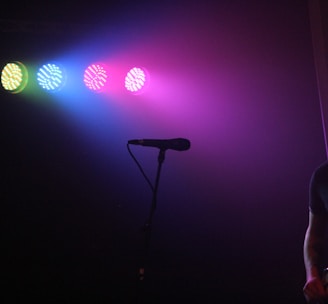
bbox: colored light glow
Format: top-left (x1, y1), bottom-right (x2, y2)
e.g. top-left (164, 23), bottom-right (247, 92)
top-left (1, 62), bottom-right (28, 93)
top-left (125, 67), bottom-right (148, 94)
top-left (37, 63), bottom-right (66, 92)
top-left (83, 63), bottom-right (108, 92)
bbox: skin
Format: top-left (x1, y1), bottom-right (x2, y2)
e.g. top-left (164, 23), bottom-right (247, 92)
top-left (304, 211), bottom-right (328, 303)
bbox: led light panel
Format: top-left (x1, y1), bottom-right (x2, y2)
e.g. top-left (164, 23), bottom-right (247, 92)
top-left (83, 63), bottom-right (108, 92)
top-left (37, 63), bottom-right (66, 92)
top-left (1, 61), bottom-right (28, 93)
top-left (125, 67), bottom-right (148, 94)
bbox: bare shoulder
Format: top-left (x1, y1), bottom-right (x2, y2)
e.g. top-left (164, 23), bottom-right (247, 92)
top-left (309, 211), bottom-right (328, 231)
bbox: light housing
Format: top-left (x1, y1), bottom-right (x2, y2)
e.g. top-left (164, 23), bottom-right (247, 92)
top-left (125, 67), bottom-right (149, 95)
top-left (83, 63), bottom-right (109, 93)
top-left (37, 62), bottom-right (66, 92)
top-left (1, 61), bottom-right (28, 94)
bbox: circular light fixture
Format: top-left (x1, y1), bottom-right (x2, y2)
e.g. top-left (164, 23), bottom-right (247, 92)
top-left (83, 63), bottom-right (109, 93)
top-left (125, 67), bottom-right (148, 94)
top-left (37, 63), bottom-right (66, 92)
top-left (1, 61), bottom-right (28, 93)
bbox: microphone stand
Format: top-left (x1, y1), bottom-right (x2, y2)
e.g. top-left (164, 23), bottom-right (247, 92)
top-left (136, 148), bottom-right (166, 304)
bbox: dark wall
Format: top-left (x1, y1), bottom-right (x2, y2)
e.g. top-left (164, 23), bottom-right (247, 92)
top-left (0, 1), bottom-right (325, 303)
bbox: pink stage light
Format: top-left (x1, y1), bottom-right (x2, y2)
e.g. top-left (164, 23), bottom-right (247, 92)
top-left (83, 63), bottom-right (108, 92)
top-left (125, 67), bottom-right (148, 94)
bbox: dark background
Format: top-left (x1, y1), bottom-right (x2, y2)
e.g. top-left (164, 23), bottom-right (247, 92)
top-left (0, 0), bottom-right (326, 303)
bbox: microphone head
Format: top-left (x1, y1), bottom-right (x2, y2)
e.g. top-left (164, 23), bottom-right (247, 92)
top-left (170, 138), bottom-right (191, 151)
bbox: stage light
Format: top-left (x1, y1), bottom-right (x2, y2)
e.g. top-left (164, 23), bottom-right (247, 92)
top-left (37, 63), bottom-right (66, 92)
top-left (125, 67), bottom-right (148, 94)
top-left (83, 63), bottom-right (108, 92)
top-left (1, 62), bottom-right (28, 93)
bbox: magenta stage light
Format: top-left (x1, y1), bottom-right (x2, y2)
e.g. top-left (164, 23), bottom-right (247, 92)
top-left (37, 63), bottom-right (66, 92)
top-left (1, 61), bottom-right (28, 93)
top-left (125, 67), bottom-right (148, 94)
top-left (83, 63), bottom-right (108, 92)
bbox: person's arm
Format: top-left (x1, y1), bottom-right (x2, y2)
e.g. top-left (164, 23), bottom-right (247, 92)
top-left (303, 211), bottom-right (328, 303)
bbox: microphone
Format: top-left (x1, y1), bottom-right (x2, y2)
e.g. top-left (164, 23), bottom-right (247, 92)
top-left (128, 138), bottom-right (191, 151)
